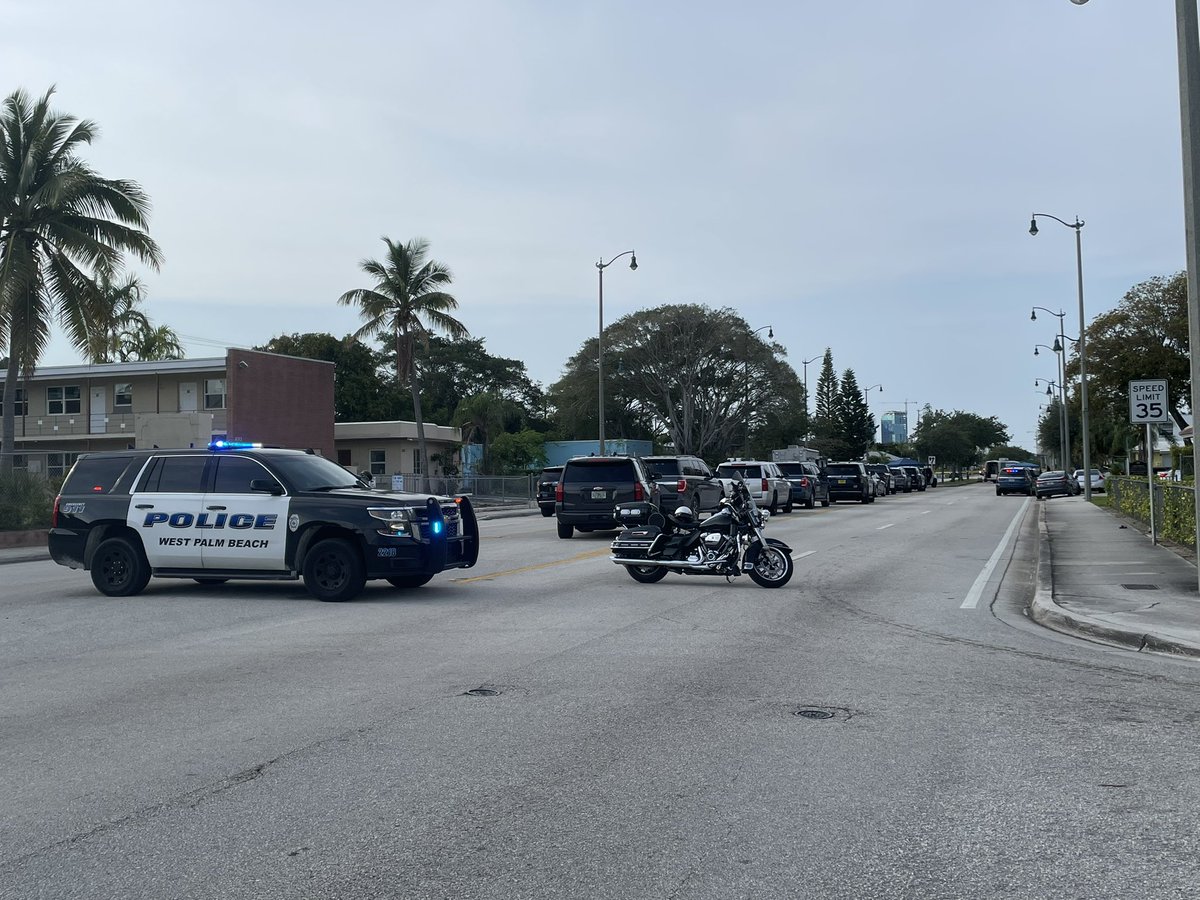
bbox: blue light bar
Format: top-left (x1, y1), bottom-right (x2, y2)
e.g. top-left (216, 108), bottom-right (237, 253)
top-left (209, 440), bottom-right (263, 451)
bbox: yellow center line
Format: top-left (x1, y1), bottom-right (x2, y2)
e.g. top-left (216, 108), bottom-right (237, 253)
top-left (452, 546), bottom-right (612, 583)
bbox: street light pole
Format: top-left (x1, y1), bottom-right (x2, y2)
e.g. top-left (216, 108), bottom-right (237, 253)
top-left (1034, 341), bottom-right (1069, 471)
top-left (1030, 215), bottom-right (1091, 499)
top-left (801, 355), bottom-right (821, 444)
top-left (861, 383), bottom-right (883, 463)
top-left (595, 250), bottom-right (637, 455)
top-left (744, 325), bottom-right (774, 455)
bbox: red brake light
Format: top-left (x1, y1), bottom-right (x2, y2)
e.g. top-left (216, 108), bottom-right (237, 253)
top-left (555, 482), bottom-right (563, 502)
top-left (761, 478), bottom-right (769, 492)
top-left (52, 494), bottom-right (61, 528)
top-left (799, 477), bottom-right (809, 487)
top-left (634, 482), bottom-right (644, 501)
top-left (677, 479), bottom-right (687, 493)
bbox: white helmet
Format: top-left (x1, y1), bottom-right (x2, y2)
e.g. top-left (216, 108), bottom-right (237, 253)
top-left (673, 505), bottom-right (695, 523)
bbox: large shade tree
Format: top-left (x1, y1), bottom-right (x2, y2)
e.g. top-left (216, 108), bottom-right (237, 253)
top-left (338, 237), bottom-right (468, 483)
top-left (0, 86), bottom-right (162, 470)
top-left (549, 303), bottom-right (801, 461)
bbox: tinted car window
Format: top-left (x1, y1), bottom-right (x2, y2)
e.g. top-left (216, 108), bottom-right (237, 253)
top-left (825, 464), bottom-right (863, 476)
top-left (142, 456), bottom-right (209, 493)
top-left (643, 460), bottom-right (683, 478)
top-left (60, 455), bottom-right (137, 495)
top-left (562, 460), bottom-right (637, 484)
top-left (213, 456), bottom-right (274, 493)
top-left (267, 453), bottom-right (360, 491)
top-left (717, 464), bottom-right (762, 479)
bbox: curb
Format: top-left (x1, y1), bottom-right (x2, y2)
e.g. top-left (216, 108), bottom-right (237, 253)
top-left (1028, 502), bottom-right (1200, 659)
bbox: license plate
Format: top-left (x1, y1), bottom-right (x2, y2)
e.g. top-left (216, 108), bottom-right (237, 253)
top-left (837, 479), bottom-right (847, 485)
top-left (591, 489), bottom-right (607, 500)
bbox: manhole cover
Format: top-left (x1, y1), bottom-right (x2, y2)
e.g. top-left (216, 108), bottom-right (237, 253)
top-left (463, 688), bottom-right (500, 697)
top-left (1121, 584), bottom-right (1159, 591)
top-left (794, 708), bottom-right (835, 720)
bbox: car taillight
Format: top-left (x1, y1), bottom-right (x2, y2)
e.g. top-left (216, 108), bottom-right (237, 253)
top-left (52, 494), bottom-right (60, 528)
top-left (634, 482), bottom-right (644, 501)
top-left (799, 477), bottom-right (809, 487)
top-left (761, 478), bottom-right (768, 492)
top-left (555, 482), bottom-right (563, 502)
top-left (677, 479), bottom-right (687, 493)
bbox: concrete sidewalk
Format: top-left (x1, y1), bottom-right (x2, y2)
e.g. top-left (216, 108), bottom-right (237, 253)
top-left (1031, 496), bottom-right (1200, 659)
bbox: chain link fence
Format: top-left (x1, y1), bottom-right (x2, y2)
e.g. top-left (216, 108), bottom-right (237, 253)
top-left (1108, 475), bottom-right (1196, 547)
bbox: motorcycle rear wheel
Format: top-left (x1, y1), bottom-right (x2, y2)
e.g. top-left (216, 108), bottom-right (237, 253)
top-left (749, 546), bottom-right (793, 588)
top-left (624, 564), bottom-right (668, 584)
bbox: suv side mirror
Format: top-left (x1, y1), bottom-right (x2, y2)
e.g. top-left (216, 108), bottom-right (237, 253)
top-left (250, 478), bottom-right (284, 496)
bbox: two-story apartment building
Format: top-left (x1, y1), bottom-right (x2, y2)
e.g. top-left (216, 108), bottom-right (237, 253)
top-left (1, 349), bottom-right (335, 476)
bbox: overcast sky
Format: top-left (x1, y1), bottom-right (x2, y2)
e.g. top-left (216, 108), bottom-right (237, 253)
top-left (1, 1), bottom-right (1189, 453)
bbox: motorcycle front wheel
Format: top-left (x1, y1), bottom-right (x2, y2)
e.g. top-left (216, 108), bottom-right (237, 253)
top-left (624, 564), bottom-right (668, 584)
top-left (749, 546), bottom-right (793, 588)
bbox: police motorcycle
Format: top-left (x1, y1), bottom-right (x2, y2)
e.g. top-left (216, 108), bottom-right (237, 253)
top-left (609, 477), bottom-right (794, 588)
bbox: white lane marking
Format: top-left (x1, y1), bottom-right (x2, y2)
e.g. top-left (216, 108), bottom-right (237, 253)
top-left (961, 499), bottom-right (1029, 609)
top-left (795, 550), bottom-right (817, 560)
top-left (919, 510), bottom-right (931, 515)
top-left (877, 523), bottom-right (895, 530)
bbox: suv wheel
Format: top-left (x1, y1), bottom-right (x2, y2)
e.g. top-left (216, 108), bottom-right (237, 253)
top-left (557, 522), bottom-right (574, 539)
top-left (303, 538), bottom-right (366, 602)
top-left (91, 537), bottom-right (152, 597)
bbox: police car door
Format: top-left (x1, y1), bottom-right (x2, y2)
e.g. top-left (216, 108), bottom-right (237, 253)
top-left (127, 454), bottom-right (209, 569)
top-left (200, 455), bottom-right (289, 571)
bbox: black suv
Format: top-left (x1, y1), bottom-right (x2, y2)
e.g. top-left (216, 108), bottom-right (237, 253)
top-left (824, 461), bottom-right (874, 503)
top-left (555, 456), bottom-right (660, 538)
top-left (535, 465), bottom-right (563, 517)
top-left (641, 455), bottom-right (724, 514)
top-left (48, 444), bottom-right (480, 602)
top-left (776, 461), bottom-right (830, 509)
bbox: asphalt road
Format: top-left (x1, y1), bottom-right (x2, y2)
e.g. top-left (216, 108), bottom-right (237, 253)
top-left (3, 485), bottom-right (1199, 899)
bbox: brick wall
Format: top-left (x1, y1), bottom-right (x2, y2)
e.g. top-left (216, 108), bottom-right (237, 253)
top-left (226, 349), bottom-right (335, 457)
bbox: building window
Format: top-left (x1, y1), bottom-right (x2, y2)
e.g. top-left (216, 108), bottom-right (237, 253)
top-left (7, 388), bottom-right (28, 417)
top-left (114, 383), bottom-right (133, 408)
top-left (369, 449), bottom-right (386, 476)
top-left (47, 385), bottom-right (82, 415)
top-left (412, 448), bottom-right (423, 475)
top-left (46, 452), bottom-right (80, 479)
top-left (204, 378), bottom-right (226, 410)
top-left (337, 449), bottom-right (352, 466)
top-left (11, 454), bottom-right (27, 471)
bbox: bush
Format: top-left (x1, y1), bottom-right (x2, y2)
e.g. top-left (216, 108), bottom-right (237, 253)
top-left (0, 470), bottom-right (55, 531)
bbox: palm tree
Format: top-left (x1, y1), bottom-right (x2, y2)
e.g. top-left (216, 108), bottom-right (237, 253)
top-left (338, 237), bottom-right (468, 487)
top-left (0, 86), bottom-right (162, 471)
top-left (86, 271), bottom-right (149, 363)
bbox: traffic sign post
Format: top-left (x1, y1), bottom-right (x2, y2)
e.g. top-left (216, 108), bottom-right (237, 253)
top-left (1129, 379), bottom-right (1170, 545)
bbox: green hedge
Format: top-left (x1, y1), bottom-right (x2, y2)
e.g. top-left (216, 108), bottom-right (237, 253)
top-left (0, 470), bottom-right (55, 531)
top-left (1110, 476), bottom-right (1196, 547)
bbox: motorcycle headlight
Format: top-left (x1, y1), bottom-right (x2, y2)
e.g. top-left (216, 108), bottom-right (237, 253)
top-left (369, 506), bottom-right (414, 536)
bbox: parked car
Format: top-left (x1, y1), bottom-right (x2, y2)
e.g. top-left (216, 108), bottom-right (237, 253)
top-left (535, 465), bottom-right (563, 517)
top-left (714, 459), bottom-right (793, 513)
top-left (888, 467), bottom-right (912, 493)
top-left (996, 465), bottom-right (1036, 496)
top-left (902, 466), bottom-right (926, 492)
top-left (641, 455), bottom-right (725, 513)
top-left (866, 464), bottom-right (895, 495)
top-left (921, 466), bottom-right (938, 488)
top-left (824, 461), bottom-right (875, 503)
top-left (777, 460), bottom-right (830, 509)
top-left (555, 456), bottom-right (661, 538)
top-left (1073, 468), bottom-right (1105, 493)
top-left (1036, 470), bottom-right (1076, 500)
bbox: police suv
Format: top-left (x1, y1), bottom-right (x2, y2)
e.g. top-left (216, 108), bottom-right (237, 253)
top-left (49, 442), bottom-right (480, 602)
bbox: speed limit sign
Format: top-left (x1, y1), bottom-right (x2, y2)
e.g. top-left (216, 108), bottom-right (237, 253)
top-left (1129, 380), bottom-right (1170, 424)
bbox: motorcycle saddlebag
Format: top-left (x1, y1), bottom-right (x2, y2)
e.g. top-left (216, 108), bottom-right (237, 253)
top-left (615, 502), bottom-right (662, 527)
top-left (611, 524), bottom-right (664, 560)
